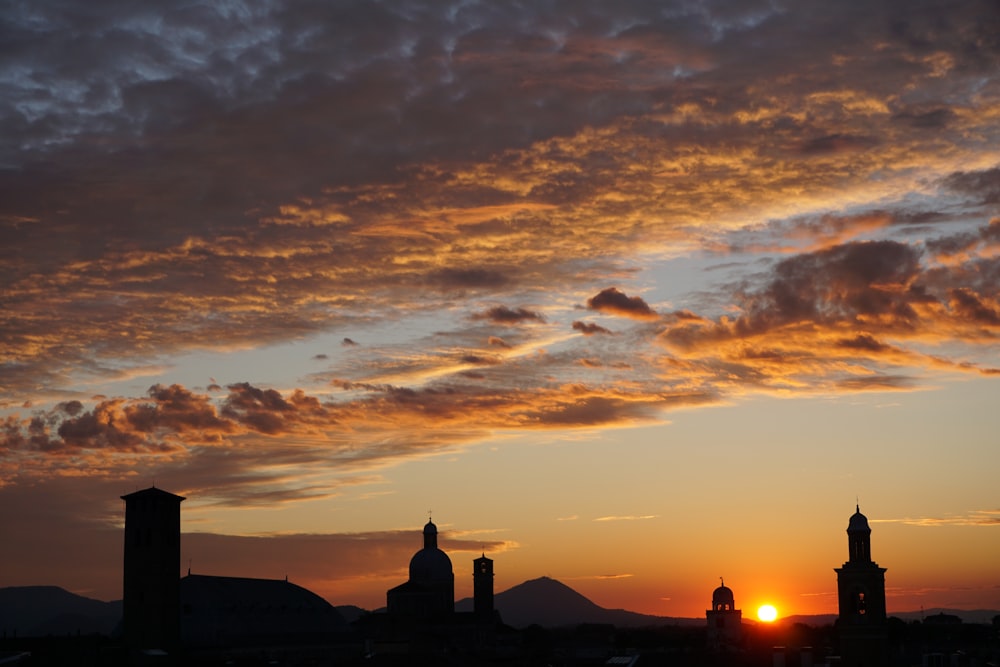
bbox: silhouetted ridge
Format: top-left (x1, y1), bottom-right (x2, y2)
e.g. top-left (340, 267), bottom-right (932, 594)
top-left (0, 586), bottom-right (121, 637)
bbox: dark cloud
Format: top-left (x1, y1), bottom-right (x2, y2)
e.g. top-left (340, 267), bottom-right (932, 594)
top-left (426, 268), bottom-right (510, 289)
top-left (795, 133), bottom-right (879, 155)
top-left (473, 306), bottom-right (545, 324)
top-left (572, 320), bottom-right (613, 335)
top-left (942, 167), bottom-right (1000, 206)
top-left (948, 288), bottom-right (1000, 326)
top-left (837, 333), bottom-right (891, 353)
top-left (586, 288), bottom-right (658, 321)
top-left (659, 224), bottom-right (1000, 391)
top-left (460, 354), bottom-right (502, 366)
top-left (891, 107), bottom-right (955, 129)
top-left (737, 240), bottom-right (924, 333)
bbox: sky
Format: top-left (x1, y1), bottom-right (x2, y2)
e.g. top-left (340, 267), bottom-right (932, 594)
top-left (1, 0), bottom-right (999, 620)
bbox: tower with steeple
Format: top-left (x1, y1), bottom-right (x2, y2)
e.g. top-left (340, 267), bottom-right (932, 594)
top-left (835, 505), bottom-right (888, 666)
top-left (706, 578), bottom-right (742, 651)
top-left (473, 553), bottom-right (494, 618)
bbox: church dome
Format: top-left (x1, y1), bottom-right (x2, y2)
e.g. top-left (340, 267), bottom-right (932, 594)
top-left (409, 546), bottom-right (454, 582)
top-left (848, 505), bottom-right (870, 532)
top-left (408, 519), bottom-right (454, 582)
top-left (712, 584), bottom-right (735, 607)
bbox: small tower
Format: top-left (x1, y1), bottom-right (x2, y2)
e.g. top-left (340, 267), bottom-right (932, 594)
top-left (706, 578), bottom-right (742, 651)
top-left (121, 486), bottom-right (185, 654)
top-left (473, 553), bottom-right (494, 618)
top-left (835, 505), bottom-right (888, 667)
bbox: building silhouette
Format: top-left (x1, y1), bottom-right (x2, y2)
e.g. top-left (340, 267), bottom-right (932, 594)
top-left (835, 504), bottom-right (888, 666)
top-left (386, 518), bottom-right (455, 618)
top-left (122, 486), bottom-right (344, 659)
top-left (121, 486), bottom-right (185, 655)
top-left (180, 573), bottom-right (343, 649)
top-left (473, 552), bottom-right (494, 618)
top-left (706, 578), bottom-right (742, 651)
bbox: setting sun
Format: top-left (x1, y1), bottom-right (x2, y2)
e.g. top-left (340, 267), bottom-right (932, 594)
top-left (757, 605), bottom-right (778, 622)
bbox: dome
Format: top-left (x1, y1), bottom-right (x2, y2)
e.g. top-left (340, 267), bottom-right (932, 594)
top-left (409, 545), bottom-right (453, 582)
top-left (712, 585), bottom-right (735, 606)
top-left (407, 518), bottom-right (454, 582)
top-left (848, 505), bottom-right (870, 532)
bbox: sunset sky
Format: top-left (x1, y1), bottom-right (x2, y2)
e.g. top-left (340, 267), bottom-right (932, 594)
top-left (2, 0), bottom-right (999, 620)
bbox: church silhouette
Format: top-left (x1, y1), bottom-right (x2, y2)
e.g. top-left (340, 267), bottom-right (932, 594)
top-left (120, 489), bottom-right (499, 660)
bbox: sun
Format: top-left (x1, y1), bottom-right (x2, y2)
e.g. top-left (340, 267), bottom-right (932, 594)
top-left (757, 604), bottom-right (778, 622)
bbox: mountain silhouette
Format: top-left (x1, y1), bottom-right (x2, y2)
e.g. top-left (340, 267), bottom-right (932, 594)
top-left (456, 576), bottom-right (697, 628)
top-left (0, 586), bottom-right (121, 637)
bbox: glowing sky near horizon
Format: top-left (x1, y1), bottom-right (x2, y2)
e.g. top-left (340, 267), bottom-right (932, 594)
top-left (1, 0), bottom-right (999, 618)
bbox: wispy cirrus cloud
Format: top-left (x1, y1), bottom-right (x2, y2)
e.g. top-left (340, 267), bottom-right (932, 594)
top-left (873, 510), bottom-right (1000, 527)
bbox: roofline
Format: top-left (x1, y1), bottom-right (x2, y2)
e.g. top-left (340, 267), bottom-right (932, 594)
top-left (121, 486), bottom-right (186, 501)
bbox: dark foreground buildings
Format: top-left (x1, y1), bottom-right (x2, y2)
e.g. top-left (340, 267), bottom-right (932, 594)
top-left (119, 488), bottom-right (502, 664)
top-left (4, 491), bottom-right (998, 666)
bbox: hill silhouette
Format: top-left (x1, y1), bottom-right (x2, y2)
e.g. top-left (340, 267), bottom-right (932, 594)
top-left (456, 576), bottom-right (699, 628)
top-left (0, 586), bottom-right (121, 637)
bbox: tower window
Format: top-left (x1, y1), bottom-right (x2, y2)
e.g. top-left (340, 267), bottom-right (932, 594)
top-left (856, 591), bottom-right (866, 615)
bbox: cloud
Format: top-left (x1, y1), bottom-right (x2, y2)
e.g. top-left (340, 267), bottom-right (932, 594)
top-left (2, 377), bottom-right (715, 501)
top-left (652, 233), bottom-right (1000, 397)
top-left (875, 510), bottom-right (1000, 527)
top-left (942, 167), bottom-right (1000, 206)
top-left (572, 320), bottom-right (613, 335)
top-left (586, 288), bottom-right (658, 321)
top-left (1, 2), bottom-right (999, 597)
top-left (473, 306), bottom-right (545, 324)
top-left (487, 336), bottom-right (512, 348)
top-left (593, 515), bottom-right (658, 522)
top-left (796, 133), bottom-right (879, 155)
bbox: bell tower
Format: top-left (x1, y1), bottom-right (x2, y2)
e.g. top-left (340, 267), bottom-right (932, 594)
top-left (473, 553), bottom-right (494, 618)
top-left (706, 578), bottom-right (742, 651)
top-left (121, 486), bottom-right (185, 654)
top-left (835, 505), bottom-right (888, 666)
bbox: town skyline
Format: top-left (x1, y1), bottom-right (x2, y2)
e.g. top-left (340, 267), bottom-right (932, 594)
top-left (2, 0), bottom-right (998, 620)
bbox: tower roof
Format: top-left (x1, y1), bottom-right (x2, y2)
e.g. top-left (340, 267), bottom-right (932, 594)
top-left (121, 486), bottom-right (186, 502)
top-left (712, 580), bottom-right (735, 606)
top-left (848, 504), bottom-right (870, 532)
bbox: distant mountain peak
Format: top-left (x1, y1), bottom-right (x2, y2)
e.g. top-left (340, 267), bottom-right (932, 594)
top-left (455, 576), bottom-right (694, 629)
